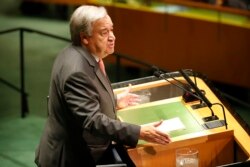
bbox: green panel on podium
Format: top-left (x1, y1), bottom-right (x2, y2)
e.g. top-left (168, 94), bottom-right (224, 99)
top-left (118, 101), bottom-right (204, 138)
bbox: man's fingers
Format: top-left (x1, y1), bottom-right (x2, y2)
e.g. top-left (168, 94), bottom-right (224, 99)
top-left (153, 120), bottom-right (163, 127)
top-left (140, 124), bottom-right (172, 145)
top-left (148, 128), bottom-right (171, 144)
top-left (155, 129), bottom-right (172, 143)
top-left (127, 84), bottom-right (132, 93)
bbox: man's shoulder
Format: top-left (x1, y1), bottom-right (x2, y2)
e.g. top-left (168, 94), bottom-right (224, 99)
top-left (60, 44), bottom-right (81, 57)
top-left (55, 45), bottom-right (84, 64)
top-left (60, 45), bottom-right (93, 62)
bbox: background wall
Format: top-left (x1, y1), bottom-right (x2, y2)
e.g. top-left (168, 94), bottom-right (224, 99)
top-left (0, 0), bottom-right (21, 14)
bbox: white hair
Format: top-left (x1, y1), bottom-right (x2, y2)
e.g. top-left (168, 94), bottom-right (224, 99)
top-left (69, 5), bottom-right (107, 46)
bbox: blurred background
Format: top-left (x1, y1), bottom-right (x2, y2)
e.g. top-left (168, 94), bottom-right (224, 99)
top-left (0, 0), bottom-right (249, 166)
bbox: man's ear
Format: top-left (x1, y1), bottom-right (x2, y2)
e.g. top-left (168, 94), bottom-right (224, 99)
top-left (80, 32), bottom-right (89, 45)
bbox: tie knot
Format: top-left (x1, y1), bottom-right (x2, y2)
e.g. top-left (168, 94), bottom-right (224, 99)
top-left (98, 59), bottom-right (106, 76)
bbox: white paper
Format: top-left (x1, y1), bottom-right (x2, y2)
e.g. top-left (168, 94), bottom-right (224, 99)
top-left (142, 117), bottom-right (186, 133)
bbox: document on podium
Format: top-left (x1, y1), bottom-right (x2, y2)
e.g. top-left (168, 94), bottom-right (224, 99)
top-left (118, 101), bottom-right (203, 137)
top-left (142, 117), bottom-right (186, 133)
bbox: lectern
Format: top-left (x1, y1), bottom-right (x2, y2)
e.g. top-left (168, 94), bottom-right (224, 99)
top-left (112, 71), bottom-right (250, 167)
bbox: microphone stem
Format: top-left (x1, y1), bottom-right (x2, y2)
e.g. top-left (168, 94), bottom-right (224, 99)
top-left (158, 75), bottom-right (203, 102)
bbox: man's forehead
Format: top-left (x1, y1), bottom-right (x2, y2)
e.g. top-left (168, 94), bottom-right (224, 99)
top-left (92, 15), bottom-right (113, 27)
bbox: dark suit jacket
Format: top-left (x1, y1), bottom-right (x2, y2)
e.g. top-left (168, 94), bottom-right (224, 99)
top-left (35, 45), bottom-right (140, 167)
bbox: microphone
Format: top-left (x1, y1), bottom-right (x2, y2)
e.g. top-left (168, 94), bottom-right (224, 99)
top-left (179, 69), bottom-right (212, 108)
top-left (152, 65), bottom-right (167, 74)
top-left (152, 66), bottom-right (203, 104)
top-left (179, 69), bottom-right (227, 129)
top-left (152, 66), bottom-right (166, 79)
top-left (179, 69), bottom-right (216, 119)
top-left (153, 70), bottom-right (162, 78)
top-left (152, 66), bottom-right (227, 129)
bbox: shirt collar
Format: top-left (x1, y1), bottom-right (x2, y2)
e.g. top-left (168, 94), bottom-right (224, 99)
top-left (92, 54), bottom-right (100, 62)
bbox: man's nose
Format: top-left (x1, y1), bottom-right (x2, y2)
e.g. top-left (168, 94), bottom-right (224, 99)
top-left (108, 31), bottom-right (115, 41)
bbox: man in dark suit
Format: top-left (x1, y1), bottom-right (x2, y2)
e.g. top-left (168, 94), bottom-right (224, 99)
top-left (35, 5), bottom-right (171, 167)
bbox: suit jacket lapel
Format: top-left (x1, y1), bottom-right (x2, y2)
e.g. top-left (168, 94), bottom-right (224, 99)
top-left (73, 45), bottom-right (116, 110)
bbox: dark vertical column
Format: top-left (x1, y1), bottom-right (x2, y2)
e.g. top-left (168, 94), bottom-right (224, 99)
top-left (20, 29), bottom-right (29, 118)
top-left (115, 55), bottom-right (121, 82)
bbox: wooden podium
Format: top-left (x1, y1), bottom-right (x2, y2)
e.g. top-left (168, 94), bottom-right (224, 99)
top-left (112, 71), bottom-right (250, 167)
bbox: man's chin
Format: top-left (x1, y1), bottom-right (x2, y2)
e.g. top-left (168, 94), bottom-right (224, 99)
top-left (104, 50), bottom-right (114, 57)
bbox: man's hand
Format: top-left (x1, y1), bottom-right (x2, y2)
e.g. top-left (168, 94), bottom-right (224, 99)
top-left (139, 121), bottom-right (171, 145)
top-left (116, 84), bottom-right (141, 109)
